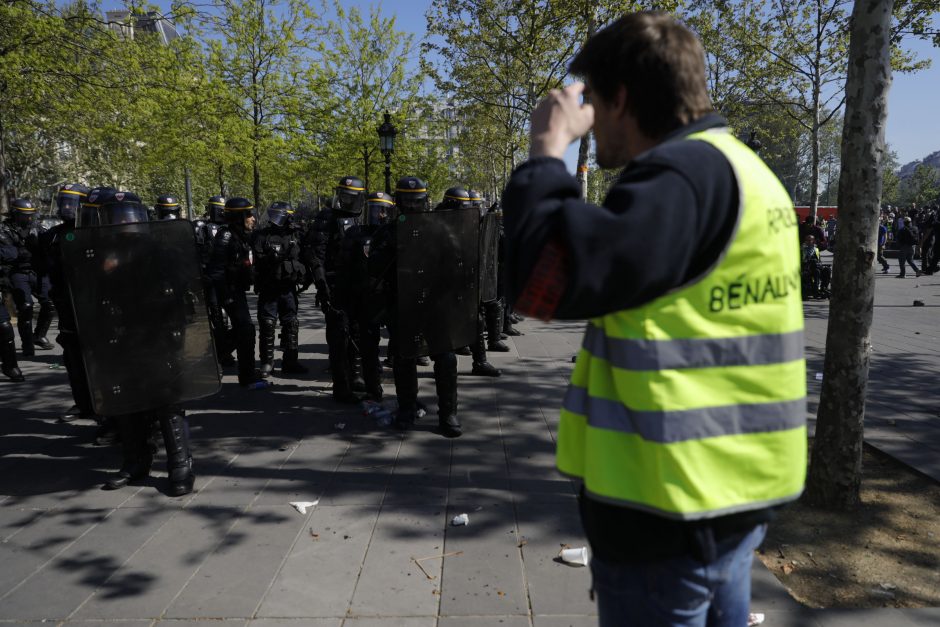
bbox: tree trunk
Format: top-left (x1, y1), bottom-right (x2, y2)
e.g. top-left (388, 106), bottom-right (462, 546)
top-left (577, 133), bottom-right (591, 201)
top-left (576, 8), bottom-right (596, 201)
top-left (810, 106), bottom-right (821, 224)
top-left (252, 143), bottom-right (261, 208)
top-left (363, 144), bottom-right (370, 192)
top-left (804, 0), bottom-right (894, 509)
top-left (0, 111), bottom-right (8, 215)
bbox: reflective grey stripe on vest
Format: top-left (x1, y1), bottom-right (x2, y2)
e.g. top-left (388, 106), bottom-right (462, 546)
top-left (582, 324), bottom-right (804, 371)
top-left (563, 385), bottom-right (806, 444)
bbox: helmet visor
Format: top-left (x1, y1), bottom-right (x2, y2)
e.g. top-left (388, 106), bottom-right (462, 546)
top-left (397, 193), bottom-right (429, 214)
top-left (268, 209), bottom-right (288, 227)
top-left (57, 195), bottom-right (81, 220)
top-left (98, 202), bottom-right (150, 226)
top-left (333, 189), bottom-right (364, 215)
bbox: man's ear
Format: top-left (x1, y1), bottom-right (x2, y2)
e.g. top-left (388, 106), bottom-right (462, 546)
top-left (614, 84), bottom-right (629, 119)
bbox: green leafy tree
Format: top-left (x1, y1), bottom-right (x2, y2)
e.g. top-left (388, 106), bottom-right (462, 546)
top-left (203, 0), bottom-right (321, 207)
top-left (315, 1), bottom-right (419, 193)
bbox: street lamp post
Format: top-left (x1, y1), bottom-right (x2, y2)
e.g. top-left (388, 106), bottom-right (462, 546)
top-left (377, 111), bottom-right (397, 195)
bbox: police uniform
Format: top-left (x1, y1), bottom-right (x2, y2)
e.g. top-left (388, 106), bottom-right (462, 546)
top-left (252, 202), bottom-right (307, 376)
top-left (36, 184), bottom-right (96, 411)
top-left (0, 199), bottom-right (55, 356)
top-left (304, 177), bottom-right (368, 403)
top-left (68, 189), bottom-right (197, 496)
top-left (367, 178), bottom-right (464, 437)
top-left (206, 198), bottom-right (264, 387)
top-left (194, 196), bottom-right (235, 366)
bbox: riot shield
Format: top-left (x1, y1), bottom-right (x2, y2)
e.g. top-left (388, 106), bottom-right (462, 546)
top-left (396, 209), bottom-right (478, 358)
top-left (478, 213), bottom-right (499, 302)
top-left (61, 220), bottom-right (221, 415)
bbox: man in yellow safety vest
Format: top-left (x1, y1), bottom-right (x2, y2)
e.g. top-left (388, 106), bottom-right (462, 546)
top-left (503, 11), bottom-right (806, 627)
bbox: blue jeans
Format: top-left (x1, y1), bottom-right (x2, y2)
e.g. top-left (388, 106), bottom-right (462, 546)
top-left (591, 523), bottom-right (767, 627)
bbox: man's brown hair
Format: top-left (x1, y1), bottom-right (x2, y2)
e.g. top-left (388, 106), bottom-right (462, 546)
top-left (569, 11), bottom-right (713, 139)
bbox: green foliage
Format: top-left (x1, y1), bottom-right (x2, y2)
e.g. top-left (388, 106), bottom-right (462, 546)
top-left (2, 0), bottom-right (937, 213)
top-left (0, 0), bottom-right (444, 215)
top-left (897, 163), bottom-right (940, 206)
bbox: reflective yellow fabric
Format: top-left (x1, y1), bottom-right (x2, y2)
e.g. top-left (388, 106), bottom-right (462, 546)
top-left (556, 129), bottom-right (807, 520)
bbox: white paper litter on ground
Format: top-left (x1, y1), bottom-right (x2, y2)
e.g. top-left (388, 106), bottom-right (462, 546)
top-left (451, 513), bottom-right (469, 526)
top-left (748, 613), bottom-right (765, 626)
top-left (289, 500), bottom-right (320, 515)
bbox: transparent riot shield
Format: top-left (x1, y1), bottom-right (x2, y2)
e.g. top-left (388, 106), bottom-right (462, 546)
top-left (396, 209), bottom-right (479, 358)
top-left (61, 220), bottom-right (221, 415)
top-left (478, 213), bottom-right (499, 302)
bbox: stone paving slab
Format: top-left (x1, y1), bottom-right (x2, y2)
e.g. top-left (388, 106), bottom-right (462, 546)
top-left (255, 504), bottom-right (379, 618)
top-left (1, 267), bottom-right (939, 626)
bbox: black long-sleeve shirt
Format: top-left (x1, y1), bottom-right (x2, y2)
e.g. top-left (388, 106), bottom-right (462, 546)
top-left (503, 114), bottom-right (777, 562)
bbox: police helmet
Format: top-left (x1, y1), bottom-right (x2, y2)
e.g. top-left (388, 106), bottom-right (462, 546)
top-left (78, 189), bottom-right (149, 227)
top-left (267, 201), bottom-right (293, 227)
top-left (467, 189), bottom-right (486, 217)
top-left (438, 186), bottom-right (472, 211)
top-left (366, 191), bottom-right (394, 225)
top-left (333, 176), bottom-right (366, 216)
top-left (10, 198), bottom-right (36, 226)
top-left (56, 183), bottom-right (89, 221)
top-left (394, 176), bottom-right (430, 214)
top-left (206, 195), bottom-right (226, 223)
top-left (155, 195), bottom-right (181, 220)
top-left (224, 197), bottom-right (257, 228)
top-left (77, 186), bottom-right (116, 227)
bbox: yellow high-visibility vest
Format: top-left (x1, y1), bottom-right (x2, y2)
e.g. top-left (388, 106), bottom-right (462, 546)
top-left (557, 128), bottom-right (807, 520)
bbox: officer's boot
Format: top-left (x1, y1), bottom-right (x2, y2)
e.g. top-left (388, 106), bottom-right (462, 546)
top-left (237, 323), bottom-right (261, 387)
top-left (18, 304), bottom-right (35, 357)
top-left (94, 415), bottom-right (119, 446)
top-left (58, 327), bottom-right (95, 417)
top-left (471, 312), bottom-right (500, 377)
top-left (34, 301), bottom-right (54, 350)
top-left (350, 355), bottom-right (366, 393)
top-left (326, 311), bottom-right (356, 402)
top-left (502, 301), bottom-right (522, 337)
top-left (433, 352), bottom-right (461, 438)
top-left (258, 317), bottom-right (276, 378)
top-left (393, 357), bottom-right (419, 430)
top-left (159, 410), bottom-right (195, 497)
top-left (280, 318), bottom-right (308, 374)
top-left (485, 300), bottom-right (509, 352)
top-left (360, 325), bottom-right (382, 401)
top-left (208, 302), bottom-right (235, 366)
top-left (104, 415), bottom-right (152, 490)
top-left (0, 321), bottom-right (24, 382)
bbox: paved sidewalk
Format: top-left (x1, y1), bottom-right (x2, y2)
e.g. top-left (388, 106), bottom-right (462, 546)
top-left (0, 263), bottom-right (938, 626)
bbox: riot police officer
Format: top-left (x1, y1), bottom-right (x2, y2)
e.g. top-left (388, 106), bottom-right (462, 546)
top-left (465, 189), bottom-right (501, 377)
top-left (68, 188), bottom-right (198, 496)
top-left (305, 176), bottom-right (368, 403)
top-left (155, 195), bottom-right (182, 220)
top-left (0, 198), bottom-right (55, 356)
top-left (206, 197), bottom-right (266, 388)
top-left (368, 176), bottom-right (474, 438)
top-left (253, 201), bottom-right (308, 377)
top-left (37, 184), bottom-right (97, 415)
top-left (194, 196), bottom-right (235, 366)
top-left (366, 191), bottom-right (394, 226)
top-left (0, 204), bottom-right (25, 381)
